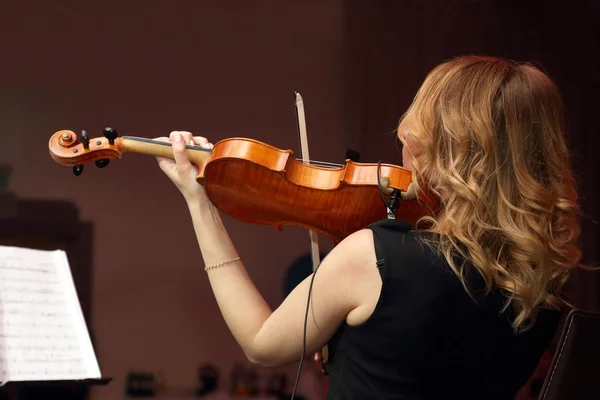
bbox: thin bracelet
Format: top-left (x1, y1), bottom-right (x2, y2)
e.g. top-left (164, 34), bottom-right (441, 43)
top-left (204, 257), bottom-right (240, 271)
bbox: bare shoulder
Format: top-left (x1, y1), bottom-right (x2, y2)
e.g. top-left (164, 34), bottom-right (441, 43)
top-left (318, 229), bottom-right (382, 326)
top-left (324, 229), bottom-right (377, 272)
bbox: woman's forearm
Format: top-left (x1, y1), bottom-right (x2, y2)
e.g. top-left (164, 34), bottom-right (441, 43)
top-left (186, 199), bottom-right (272, 361)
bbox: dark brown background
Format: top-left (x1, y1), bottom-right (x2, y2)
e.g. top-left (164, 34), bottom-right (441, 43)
top-left (0, 1), bottom-right (597, 399)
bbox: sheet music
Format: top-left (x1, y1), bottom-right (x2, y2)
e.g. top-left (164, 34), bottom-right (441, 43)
top-left (0, 245), bottom-right (101, 382)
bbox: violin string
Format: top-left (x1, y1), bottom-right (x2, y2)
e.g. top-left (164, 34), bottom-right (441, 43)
top-left (295, 159), bottom-right (343, 168)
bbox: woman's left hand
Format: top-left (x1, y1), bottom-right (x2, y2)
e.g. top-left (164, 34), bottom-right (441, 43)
top-left (155, 131), bottom-right (214, 204)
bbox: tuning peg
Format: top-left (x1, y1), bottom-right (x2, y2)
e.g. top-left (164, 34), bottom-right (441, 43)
top-left (103, 127), bottom-right (118, 145)
top-left (95, 159), bottom-right (110, 168)
top-left (73, 165), bottom-right (84, 176)
top-left (80, 130), bottom-right (90, 150)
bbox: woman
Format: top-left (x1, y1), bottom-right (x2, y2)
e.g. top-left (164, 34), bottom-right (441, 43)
top-left (155, 55), bottom-right (581, 399)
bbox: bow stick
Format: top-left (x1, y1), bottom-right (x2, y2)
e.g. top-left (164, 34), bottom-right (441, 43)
top-left (295, 92), bottom-right (321, 274)
top-left (294, 92), bottom-right (329, 371)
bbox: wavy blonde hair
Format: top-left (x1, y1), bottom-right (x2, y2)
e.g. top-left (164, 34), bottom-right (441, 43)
top-left (399, 55), bottom-right (582, 332)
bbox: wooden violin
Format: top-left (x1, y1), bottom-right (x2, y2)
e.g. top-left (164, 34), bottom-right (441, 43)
top-left (48, 128), bottom-right (433, 243)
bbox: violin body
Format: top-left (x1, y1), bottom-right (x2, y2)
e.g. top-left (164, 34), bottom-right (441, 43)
top-left (49, 130), bottom-right (434, 243)
top-left (199, 138), bottom-right (426, 242)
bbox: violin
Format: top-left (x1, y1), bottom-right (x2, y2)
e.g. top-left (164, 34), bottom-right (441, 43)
top-left (48, 127), bottom-right (433, 243)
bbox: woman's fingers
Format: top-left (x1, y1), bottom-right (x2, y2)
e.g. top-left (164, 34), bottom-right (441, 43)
top-left (157, 132), bottom-right (213, 175)
top-left (193, 136), bottom-right (213, 149)
top-left (170, 131), bottom-right (194, 175)
top-left (153, 132), bottom-right (211, 202)
top-left (178, 131), bottom-right (194, 146)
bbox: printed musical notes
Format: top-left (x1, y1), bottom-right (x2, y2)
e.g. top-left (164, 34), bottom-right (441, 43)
top-left (0, 245), bottom-right (101, 383)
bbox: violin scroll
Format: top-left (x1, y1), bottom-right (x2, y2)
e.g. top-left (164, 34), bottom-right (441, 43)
top-left (49, 128), bottom-right (125, 175)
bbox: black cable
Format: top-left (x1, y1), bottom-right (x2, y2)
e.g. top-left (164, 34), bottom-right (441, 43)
top-left (291, 162), bottom-right (389, 399)
top-left (290, 261), bottom-right (322, 399)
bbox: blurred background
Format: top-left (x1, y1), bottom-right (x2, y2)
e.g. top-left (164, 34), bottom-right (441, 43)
top-left (0, 1), bottom-right (598, 399)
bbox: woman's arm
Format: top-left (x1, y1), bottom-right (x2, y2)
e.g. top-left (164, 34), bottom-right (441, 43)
top-left (156, 131), bottom-right (379, 366)
top-left (189, 199), bottom-right (376, 366)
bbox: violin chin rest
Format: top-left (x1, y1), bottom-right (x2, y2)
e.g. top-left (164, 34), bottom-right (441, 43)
top-left (400, 183), bottom-right (417, 201)
top-left (378, 176), bottom-right (394, 195)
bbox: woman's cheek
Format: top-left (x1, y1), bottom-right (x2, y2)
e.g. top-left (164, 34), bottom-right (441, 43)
top-left (402, 144), bottom-right (414, 169)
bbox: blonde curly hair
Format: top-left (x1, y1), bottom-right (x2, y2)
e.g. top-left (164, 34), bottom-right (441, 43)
top-left (399, 55), bottom-right (582, 332)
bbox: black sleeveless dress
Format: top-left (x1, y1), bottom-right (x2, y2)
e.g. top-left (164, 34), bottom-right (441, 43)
top-left (325, 219), bottom-right (560, 400)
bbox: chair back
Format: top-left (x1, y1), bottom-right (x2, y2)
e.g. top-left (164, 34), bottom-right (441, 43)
top-left (538, 308), bottom-right (600, 400)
